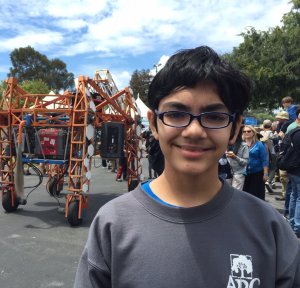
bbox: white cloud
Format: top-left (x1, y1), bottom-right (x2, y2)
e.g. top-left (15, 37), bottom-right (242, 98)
top-left (0, 0), bottom-right (292, 55)
top-left (45, 0), bottom-right (109, 18)
top-left (55, 19), bottom-right (88, 31)
top-left (0, 30), bottom-right (63, 52)
top-left (113, 70), bottom-right (132, 89)
top-left (70, 62), bottom-right (130, 89)
top-left (0, 0), bottom-right (293, 86)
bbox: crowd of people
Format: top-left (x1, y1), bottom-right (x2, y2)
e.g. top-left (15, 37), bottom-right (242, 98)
top-left (218, 96), bottom-right (300, 240)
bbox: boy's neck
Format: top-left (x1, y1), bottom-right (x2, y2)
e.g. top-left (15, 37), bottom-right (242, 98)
top-left (150, 170), bottom-right (222, 208)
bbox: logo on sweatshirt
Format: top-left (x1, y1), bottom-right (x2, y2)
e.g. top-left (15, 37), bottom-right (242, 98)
top-left (226, 254), bottom-right (261, 288)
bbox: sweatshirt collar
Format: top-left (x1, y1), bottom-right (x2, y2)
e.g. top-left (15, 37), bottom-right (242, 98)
top-left (132, 180), bottom-right (234, 223)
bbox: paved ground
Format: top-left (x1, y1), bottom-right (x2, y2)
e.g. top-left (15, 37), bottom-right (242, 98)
top-left (265, 182), bottom-right (286, 214)
top-left (0, 157), bottom-right (288, 288)
top-left (0, 157), bottom-right (128, 288)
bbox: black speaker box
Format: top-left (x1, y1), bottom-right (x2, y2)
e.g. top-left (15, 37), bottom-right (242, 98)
top-left (100, 122), bottom-right (124, 158)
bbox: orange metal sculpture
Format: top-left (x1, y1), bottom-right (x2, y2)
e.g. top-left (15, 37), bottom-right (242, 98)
top-left (0, 71), bottom-right (143, 226)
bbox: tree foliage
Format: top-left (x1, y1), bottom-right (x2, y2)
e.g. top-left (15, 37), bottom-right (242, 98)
top-left (8, 46), bottom-right (74, 92)
top-left (0, 79), bottom-right (49, 103)
top-left (0, 81), bottom-right (6, 98)
top-left (20, 79), bottom-right (50, 94)
top-left (129, 69), bottom-right (152, 105)
top-left (225, 0), bottom-right (300, 110)
top-left (128, 1), bottom-right (299, 112)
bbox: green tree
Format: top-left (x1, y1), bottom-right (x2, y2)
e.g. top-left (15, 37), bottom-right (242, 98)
top-left (48, 58), bottom-right (75, 92)
top-left (129, 69), bottom-right (152, 105)
top-left (225, 0), bottom-right (300, 110)
top-left (20, 79), bottom-right (50, 94)
top-left (0, 81), bottom-right (7, 99)
top-left (8, 46), bottom-right (74, 92)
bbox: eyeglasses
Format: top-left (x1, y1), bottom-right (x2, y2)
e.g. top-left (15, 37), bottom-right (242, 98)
top-left (243, 130), bottom-right (252, 133)
top-left (155, 110), bottom-right (235, 129)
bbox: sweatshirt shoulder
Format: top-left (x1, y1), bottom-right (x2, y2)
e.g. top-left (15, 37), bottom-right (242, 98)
top-left (94, 186), bottom-right (143, 219)
top-left (231, 187), bottom-right (282, 218)
top-left (230, 188), bottom-right (299, 244)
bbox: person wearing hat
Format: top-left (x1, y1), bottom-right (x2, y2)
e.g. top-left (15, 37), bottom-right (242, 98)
top-left (275, 111), bottom-right (293, 139)
top-left (260, 119), bottom-right (278, 192)
top-left (260, 119), bottom-right (277, 143)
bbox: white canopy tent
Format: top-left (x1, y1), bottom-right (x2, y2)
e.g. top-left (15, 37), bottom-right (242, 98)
top-left (135, 94), bottom-right (150, 118)
top-left (135, 95), bottom-right (150, 129)
top-left (42, 90), bottom-right (57, 109)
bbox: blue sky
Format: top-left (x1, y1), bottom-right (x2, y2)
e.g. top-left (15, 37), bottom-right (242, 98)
top-left (0, 0), bottom-right (292, 90)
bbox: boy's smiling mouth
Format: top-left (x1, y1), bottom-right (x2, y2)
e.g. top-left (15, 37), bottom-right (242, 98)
top-left (174, 144), bottom-right (214, 158)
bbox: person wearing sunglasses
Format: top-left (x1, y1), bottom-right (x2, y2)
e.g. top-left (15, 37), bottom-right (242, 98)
top-left (242, 125), bottom-right (269, 201)
top-left (75, 46), bottom-right (300, 288)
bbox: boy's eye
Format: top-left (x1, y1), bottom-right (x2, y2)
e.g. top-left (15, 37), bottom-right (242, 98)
top-left (165, 111), bottom-right (187, 119)
top-left (204, 113), bottom-right (227, 122)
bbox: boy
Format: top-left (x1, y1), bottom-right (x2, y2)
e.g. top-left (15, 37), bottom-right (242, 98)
top-left (74, 46), bottom-right (300, 287)
top-left (282, 96), bottom-right (298, 121)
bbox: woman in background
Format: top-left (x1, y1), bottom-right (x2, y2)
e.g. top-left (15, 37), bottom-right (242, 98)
top-left (242, 125), bottom-right (269, 200)
top-left (226, 125), bottom-right (249, 190)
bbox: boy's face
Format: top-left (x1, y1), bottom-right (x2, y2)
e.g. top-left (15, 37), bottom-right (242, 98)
top-left (282, 101), bottom-right (290, 108)
top-left (148, 82), bottom-right (241, 177)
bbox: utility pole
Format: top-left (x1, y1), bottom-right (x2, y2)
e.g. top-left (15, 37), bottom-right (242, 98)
top-left (153, 63), bottom-right (162, 74)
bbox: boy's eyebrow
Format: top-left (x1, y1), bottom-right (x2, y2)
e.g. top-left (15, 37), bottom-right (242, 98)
top-left (160, 102), bottom-right (228, 112)
top-left (202, 103), bottom-right (228, 112)
top-left (160, 102), bottom-right (188, 110)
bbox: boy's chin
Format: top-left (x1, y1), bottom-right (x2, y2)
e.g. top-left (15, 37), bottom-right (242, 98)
top-left (177, 166), bottom-right (213, 176)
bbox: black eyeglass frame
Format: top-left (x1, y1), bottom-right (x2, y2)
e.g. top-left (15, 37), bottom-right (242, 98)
top-left (154, 110), bottom-right (236, 129)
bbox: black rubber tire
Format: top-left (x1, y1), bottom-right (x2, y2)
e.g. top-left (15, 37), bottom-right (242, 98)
top-left (48, 177), bottom-right (61, 197)
top-left (2, 192), bottom-right (19, 212)
top-left (67, 200), bottom-right (82, 226)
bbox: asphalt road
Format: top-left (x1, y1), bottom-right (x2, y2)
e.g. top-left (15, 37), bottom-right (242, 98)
top-left (0, 157), bottom-right (128, 288)
top-left (0, 157), bottom-right (286, 288)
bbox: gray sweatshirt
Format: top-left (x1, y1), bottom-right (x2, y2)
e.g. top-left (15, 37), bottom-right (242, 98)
top-left (74, 181), bottom-right (300, 288)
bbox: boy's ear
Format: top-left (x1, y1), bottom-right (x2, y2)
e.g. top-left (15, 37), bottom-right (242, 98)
top-left (147, 110), bottom-right (159, 140)
top-left (228, 116), bottom-right (243, 145)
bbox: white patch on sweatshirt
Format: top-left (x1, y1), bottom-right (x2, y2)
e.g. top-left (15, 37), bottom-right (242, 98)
top-left (227, 254), bottom-right (260, 288)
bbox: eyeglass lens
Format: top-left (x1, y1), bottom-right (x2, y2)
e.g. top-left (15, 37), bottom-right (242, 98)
top-left (163, 111), bottom-right (231, 128)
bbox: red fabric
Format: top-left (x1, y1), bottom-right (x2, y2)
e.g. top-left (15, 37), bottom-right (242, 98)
top-left (116, 165), bottom-right (123, 180)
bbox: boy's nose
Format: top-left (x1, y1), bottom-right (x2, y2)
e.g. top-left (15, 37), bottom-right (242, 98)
top-left (182, 118), bottom-right (207, 137)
